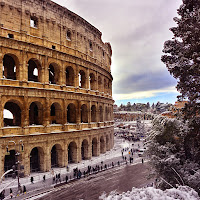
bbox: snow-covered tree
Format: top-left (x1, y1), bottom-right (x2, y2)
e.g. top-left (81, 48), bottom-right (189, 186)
top-left (161, 0), bottom-right (200, 191)
top-left (161, 0), bottom-right (200, 122)
top-left (147, 115), bottom-right (200, 194)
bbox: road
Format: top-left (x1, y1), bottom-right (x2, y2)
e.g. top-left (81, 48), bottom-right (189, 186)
top-left (30, 162), bottom-right (152, 200)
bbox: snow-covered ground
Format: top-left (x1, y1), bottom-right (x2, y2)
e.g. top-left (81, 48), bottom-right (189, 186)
top-left (0, 133), bottom-right (145, 193)
top-left (99, 186), bottom-right (200, 200)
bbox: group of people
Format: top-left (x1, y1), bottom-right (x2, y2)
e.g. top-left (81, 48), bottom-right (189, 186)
top-left (52, 173), bottom-right (61, 184)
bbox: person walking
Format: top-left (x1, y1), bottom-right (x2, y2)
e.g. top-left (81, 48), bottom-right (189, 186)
top-left (10, 188), bottom-right (13, 199)
top-left (30, 176), bottom-right (34, 184)
top-left (43, 175), bottom-right (46, 182)
top-left (23, 185), bottom-right (26, 194)
top-left (65, 175), bottom-right (68, 183)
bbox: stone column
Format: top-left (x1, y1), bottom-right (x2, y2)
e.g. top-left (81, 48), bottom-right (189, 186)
top-left (22, 51), bottom-right (28, 81)
top-left (42, 56), bottom-right (49, 84)
top-left (0, 52), bottom-right (3, 79)
top-left (77, 140), bottom-right (82, 163)
top-left (95, 71), bottom-right (98, 91)
top-left (96, 103), bottom-right (100, 122)
top-left (46, 151), bottom-right (51, 172)
top-left (86, 68), bottom-right (89, 89)
top-left (88, 101), bottom-right (91, 123)
top-left (88, 139), bottom-right (92, 159)
top-left (0, 147), bottom-right (4, 178)
top-left (76, 100), bottom-right (81, 124)
top-left (64, 141), bottom-right (68, 167)
top-left (44, 98), bottom-right (50, 127)
top-left (0, 96), bottom-right (3, 131)
top-left (97, 141), bottom-right (100, 156)
top-left (75, 65), bottom-right (79, 87)
top-left (23, 151), bottom-right (30, 176)
top-left (58, 68), bottom-right (64, 85)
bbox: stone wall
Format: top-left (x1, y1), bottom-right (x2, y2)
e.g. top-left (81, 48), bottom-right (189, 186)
top-left (0, 0), bottom-right (114, 177)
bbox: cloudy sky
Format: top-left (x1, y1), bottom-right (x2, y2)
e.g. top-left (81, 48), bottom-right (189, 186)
top-left (54, 0), bottom-right (182, 105)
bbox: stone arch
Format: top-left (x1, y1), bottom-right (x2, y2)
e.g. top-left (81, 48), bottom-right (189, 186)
top-left (98, 76), bottom-right (102, 92)
top-left (29, 101), bottom-right (43, 125)
top-left (30, 146), bottom-right (45, 172)
top-left (92, 137), bottom-right (98, 156)
top-left (67, 103), bottom-right (76, 123)
top-left (91, 105), bottom-right (96, 122)
top-left (100, 136), bottom-right (105, 154)
top-left (89, 73), bottom-right (95, 90)
top-left (68, 141), bottom-right (77, 163)
top-left (105, 106), bottom-right (108, 121)
top-left (51, 144), bottom-right (63, 168)
top-left (4, 100), bottom-right (21, 126)
top-left (4, 149), bottom-right (16, 177)
top-left (81, 104), bottom-right (88, 123)
top-left (50, 102), bottom-right (62, 124)
top-left (79, 70), bottom-right (86, 88)
top-left (99, 106), bottom-right (103, 122)
top-left (49, 63), bottom-right (60, 84)
top-left (81, 139), bottom-right (89, 160)
top-left (3, 54), bottom-right (19, 80)
top-left (104, 78), bottom-right (108, 93)
top-left (28, 59), bottom-right (42, 82)
top-left (66, 66), bottom-right (75, 86)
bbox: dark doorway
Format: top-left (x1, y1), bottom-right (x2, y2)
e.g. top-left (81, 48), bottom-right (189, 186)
top-left (4, 150), bottom-right (16, 177)
top-left (51, 145), bottom-right (58, 168)
top-left (30, 147), bottom-right (40, 172)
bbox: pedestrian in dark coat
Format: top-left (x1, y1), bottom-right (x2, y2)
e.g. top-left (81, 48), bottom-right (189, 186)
top-left (23, 185), bottom-right (26, 194)
top-left (10, 188), bottom-right (13, 199)
top-left (65, 175), bottom-right (68, 183)
top-left (31, 176), bottom-right (34, 183)
top-left (43, 175), bottom-right (46, 182)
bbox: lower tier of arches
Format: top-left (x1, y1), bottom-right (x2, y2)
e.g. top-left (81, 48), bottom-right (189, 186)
top-left (0, 127), bottom-right (114, 177)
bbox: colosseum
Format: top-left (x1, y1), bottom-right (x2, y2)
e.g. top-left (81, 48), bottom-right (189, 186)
top-left (0, 0), bottom-right (114, 177)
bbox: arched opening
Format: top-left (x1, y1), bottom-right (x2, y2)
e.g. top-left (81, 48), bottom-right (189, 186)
top-left (104, 78), bottom-right (107, 93)
top-left (4, 101), bottom-right (21, 126)
top-left (92, 138), bottom-right (98, 156)
top-left (99, 106), bottom-right (103, 122)
top-left (50, 103), bottom-right (62, 124)
top-left (98, 76), bottom-right (102, 92)
top-left (51, 144), bottom-right (63, 168)
top-left (79, 70), bottom-right (86, 88)
top-left (66, 66), bottom-right (74, 86)
top-left (108, 80), bottom-right (112, 94)
top-left (89, 73), bottom-right (95, 90)
top-left (81, 139), bottom-right (88, 160)
top-left (68, 142), bottom-right (77, 163)
top-left (81, 104), bottom-right (88, 123)
top-left (4, 150), bottom-right (16, 177)
top-left (91, 105), bottom-right (96, 122)
top-left (49, 63), bottom-right (59, 84)
top-left (67, 103), bottom-right (76, 123)
top-left (66, 30), bottom-right (71, 40)
top-left (105, 106), bottom-right (108, 121)
top-left (28, 59), bottom-right (41, 82)
top-left (100, 136), bottom-right (105, 154)
top-left (3, 54), bottom-right (18, 80)
top-left (29, 102), bottom-right (43, 125)
top-left (30, 147), bottom-right (44, 172)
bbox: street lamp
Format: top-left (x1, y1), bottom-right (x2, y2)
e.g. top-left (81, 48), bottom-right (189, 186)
top-left (6, 140), bottom-right (24, 192)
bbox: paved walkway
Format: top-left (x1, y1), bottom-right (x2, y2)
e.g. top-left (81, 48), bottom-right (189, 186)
top-left (1, 138), bottom-right (146, 199)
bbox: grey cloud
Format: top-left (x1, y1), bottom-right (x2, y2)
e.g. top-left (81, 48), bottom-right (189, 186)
top-left (113, 70), bottom-right (177, 94)
top-left (54, 0), bottom-right (182, 98)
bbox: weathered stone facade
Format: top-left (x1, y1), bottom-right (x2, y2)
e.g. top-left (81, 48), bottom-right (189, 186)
top-left (0, 0), bottom-right (114, 177)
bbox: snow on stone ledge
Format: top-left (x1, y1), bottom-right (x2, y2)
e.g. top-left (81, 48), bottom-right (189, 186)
top-left (99, 186), bottom-right (200, 200)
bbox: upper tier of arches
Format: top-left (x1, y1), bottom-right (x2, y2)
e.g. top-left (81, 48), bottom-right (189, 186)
top-left (1, 54), bottom-right (112, 95)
